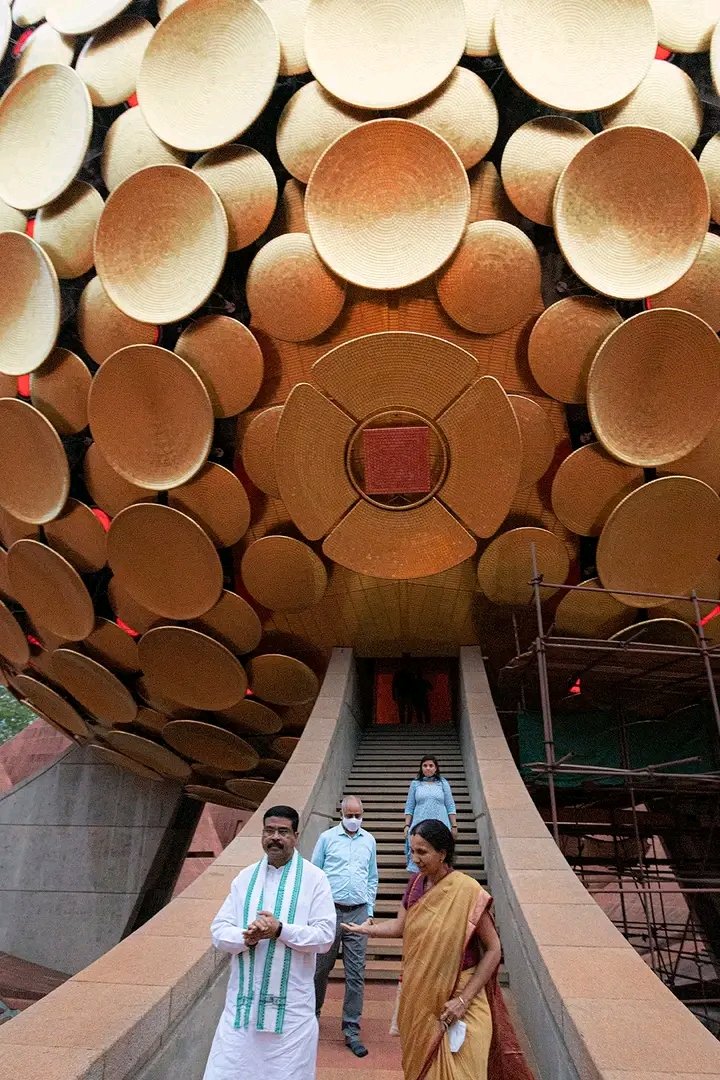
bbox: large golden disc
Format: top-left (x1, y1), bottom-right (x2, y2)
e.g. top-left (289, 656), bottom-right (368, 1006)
top-left (0, 400), bottom-right (69, 524)
top-left (509, 395), bottom-right (555, 488)
top-left (176, 316), bottom-right (264, 419)
top-left (241, 536), bottom-right (327, 612)
top-left (30, 348), bottom-right (91, 436)
top-left (552, 578), bottom-right (635, 639)
top-left (193, 144), bottom-right (277, 252)
top-left (50, 647), bottom-right (137, 726)
top-left (168, 463), bottom-right (250, 548)
top-left (477, 527), bottom-right (570, 605)
top-left (247, 233), bottom-right (346, 341)
top-left (188, 590), bottom-right (262, 656)
top-left (217, 698), bottom-right (282, 736)
top-left (276, 80), bottom-right (367, 185)
top-left (246, 654), bottom-right (319, 705)
top-left (649, 234), bottom-right (720, 332)
top-left (0, 598), bottom-right (30, 669)
top-left (139, 626), bottom-right (248, 711)
top-left (13, 672), bottom-right (89, 739)
top-left (82, 442), bottom-right (157, 519)
top-left (501, 116), bottom-right (592, 227)
top-left (600, 61), bottom-right (702, 151)
top-left (650, 0), bottom-right (720, 53)
top-left (397, 67), bottom-right (498, 170)
top-left (0, 232), bottom-right (60, 377)
top-left (83, 617), bottom-right (140, 675)
top-left (102, 728), bottom-right (191, 781)
top-left (527, 297), bottom-right (622, 405)
top-left (551, 443), bottom-right (644, 537)
top-left (43, 498), bottom-right (108, 574)
top-left (91, 745), bottom-right (163, 781)
top-left (163, 719), bottom-right (259, 771)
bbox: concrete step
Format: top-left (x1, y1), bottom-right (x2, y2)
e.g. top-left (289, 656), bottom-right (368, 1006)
top-left (329, 959), bottom-right (401, 981)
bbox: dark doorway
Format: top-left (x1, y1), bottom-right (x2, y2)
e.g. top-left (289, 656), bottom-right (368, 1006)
top-left (373, 658), bottom-right (457, 726)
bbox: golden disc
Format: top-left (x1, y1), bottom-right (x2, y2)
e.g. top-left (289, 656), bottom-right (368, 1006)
top-left (527, 297), bottom-right (622, 405)
top-left (658, 419), bottom-right (720, 494)
top-left (162, 719), bottom-right (259, 771)
top-left (139, 626), bottom-right (248, 711)
top-left (650, 0), bottom-right (720, 53)
top-left (225, 776), bottom-right (274, 805)
top-left (193, 144), bottom-right (277, 252)
top-left (276, 81), bottom-right (367, 185)
top-left (699, 134), bottom-right (720, 225)
top-left (51, 647), bottom-right (137, 726)
top-left (396, 67), bottom-right (498, 170)
top-left (30, 348), bottom-right (91, 436)
top-left (271, 735), bottom-right (299, 761)
top-left (101, 105), bottom-right (187, 193)
top-left (102, 728), bottom-right (191, 781)
top-left (246, 654), bottom-right (319, 705)
top-left (500, 116), bottom-right (592, 227)
top-left (107, 578), bottom-right (162, 636)
top-left (13, 23), bottom-right (74, 83)
top-left (107, 504), bottom-right (223, 620)
top-left (7, 539), bottom-right (95, 640)
top-left (610, 618), bottom-right (698, 648)
top-left (0, 399), bottom-right (69, 524)
top-left (0, 232), bottom-right (60, 377)
top-left (168, 463), bottom-right (250, 548)
top-left (465, 0), bottom-right (500, 56)
top-left (0, 599), bottom-right (30, 669)
top-left (88, 344), bottom-right (213, 490)
top-left (13, 672), bottom-right (89, 738)
top-left (436, 220), bottom-right (541, 334)
top-left (185, 784), bottom-right (254, 808)
top-left (587, 309), bottom-right (720, 467)
top-left (189, 590), bottom-right (262, 657)
top-left (90, 744), bottom-right (163, 781)
top-left (176, 316), bottom-right (263, 419)
top-left (551, 443), bottom-right (644, 537)
top-left (653, 560), bottom-right (720, 622)
top-left (76, 276), bottom-right (158, 366)
top-left (554, 126), bottom-right (709, 299)
top-left (260, 0), bottom-right (309, 76)
top-left (43, 498), bottom-right (107, 573)
top-left (552, 578), bottom-right (635, 639)
top-left (83, 617), bottom-right (140, 675)
top-left (649, 233), bottom-right (720, 332)
top-left (241, 536), bottom-right (327, 612)
top-left (596, 476), bottom-right (720, 608)
top-left (477, 526), bottom-right (570, 605)
top-left (75, 15), bottom-right (154, 108)
top-left (217, 698), bottom-right (282, 735)
top-left (600, 60), bottom-right (702, 151)
top-left (82, 442), bottom-right (157, 519)
top-left (239, 407), bottom-right (283, 499)
top-left (305, 119), bottom-right (470, 291)
top-left (46, 0), bottom-right (133, 34)
top-left (509, 395), bottom-right (556, 487)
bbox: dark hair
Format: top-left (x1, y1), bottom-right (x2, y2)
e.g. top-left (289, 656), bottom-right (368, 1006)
top-left (263, 805), bottom-right (299, 832)
top-left (417, 755), bottom-right (441, 780)
top-left (410, 819), bottom-right (455, 866)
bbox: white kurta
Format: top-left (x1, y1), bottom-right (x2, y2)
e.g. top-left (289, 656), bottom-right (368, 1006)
top-left (203, 856), bottom-right (336, 1080)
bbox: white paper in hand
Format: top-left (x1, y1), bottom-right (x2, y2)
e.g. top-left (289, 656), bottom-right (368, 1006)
top-left (448, 1019), bottom-right (467, 1053)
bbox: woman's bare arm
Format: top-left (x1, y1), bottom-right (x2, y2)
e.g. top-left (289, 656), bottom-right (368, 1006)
top-left (440, 912), bottom-right (502, 1024)
top-left (342, 902), bottom-right (407, 939)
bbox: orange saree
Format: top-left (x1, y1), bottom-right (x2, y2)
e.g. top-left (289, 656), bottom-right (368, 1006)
top-left (397, 871), bottom-right (535, 1080)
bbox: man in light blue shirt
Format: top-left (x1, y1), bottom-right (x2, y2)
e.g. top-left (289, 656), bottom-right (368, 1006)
top-left (312, 795), bottom-right (378, 1058)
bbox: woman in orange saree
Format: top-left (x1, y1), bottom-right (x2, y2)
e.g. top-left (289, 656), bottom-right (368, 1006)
top-left (343, 819), bottom-right (535, 1080)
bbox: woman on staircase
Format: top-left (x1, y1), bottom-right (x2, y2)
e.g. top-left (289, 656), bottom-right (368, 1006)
top-left (342, 820), bottom-right (535, 1080)
top-left (403, 756), bottom-right (457, 873)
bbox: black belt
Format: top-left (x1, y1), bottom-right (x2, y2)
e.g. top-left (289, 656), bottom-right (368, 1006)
top-left (335, 902), bottom-right (364, 911)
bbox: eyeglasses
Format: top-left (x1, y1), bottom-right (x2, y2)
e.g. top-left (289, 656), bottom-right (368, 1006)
top-left (262, 826), bottom-right (294, 838)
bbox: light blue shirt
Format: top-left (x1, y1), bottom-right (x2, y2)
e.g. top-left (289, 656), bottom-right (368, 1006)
top-left (311, 825), bottom-right (379, 917)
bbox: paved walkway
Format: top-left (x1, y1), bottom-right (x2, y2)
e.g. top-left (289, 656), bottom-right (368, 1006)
top-left (318, 981), bottom-right (403, 1079)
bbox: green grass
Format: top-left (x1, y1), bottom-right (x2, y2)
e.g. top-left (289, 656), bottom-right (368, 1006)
top-left (0, 686), bottom-right (38, 746)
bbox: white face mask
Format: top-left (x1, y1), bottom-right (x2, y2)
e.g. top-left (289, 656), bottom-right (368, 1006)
top-left (342, 816), bottom-right (362, 833)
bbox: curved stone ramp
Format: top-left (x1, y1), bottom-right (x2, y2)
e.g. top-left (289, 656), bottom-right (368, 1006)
top-left (1, 646), bottom-right (719, 1077)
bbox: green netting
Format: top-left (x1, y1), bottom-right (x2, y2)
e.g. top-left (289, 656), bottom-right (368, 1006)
top-left (518, 704), bottom-right (720, 787)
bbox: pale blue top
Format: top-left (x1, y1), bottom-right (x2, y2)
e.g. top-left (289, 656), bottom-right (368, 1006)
top-left (404, 777), bottom-right (457, 872)
top-left (311, 825), bottom-right (379, 917)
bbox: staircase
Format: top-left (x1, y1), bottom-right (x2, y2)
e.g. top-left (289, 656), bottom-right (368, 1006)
top-left (329, 724), bottom-right (485, 982)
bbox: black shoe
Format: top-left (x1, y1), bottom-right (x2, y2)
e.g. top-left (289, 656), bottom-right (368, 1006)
top-left (345, 1038), bottom-right (368, 1057)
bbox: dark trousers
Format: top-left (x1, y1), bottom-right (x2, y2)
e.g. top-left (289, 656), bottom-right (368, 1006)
top-left (314, 903), bottom-right (368, 1039)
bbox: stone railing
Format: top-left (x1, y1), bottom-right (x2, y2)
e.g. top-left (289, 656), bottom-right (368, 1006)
top-left (458, 645), bottom-right (720, 1080)
top-left (0, 647), bottom-right (363, 1079)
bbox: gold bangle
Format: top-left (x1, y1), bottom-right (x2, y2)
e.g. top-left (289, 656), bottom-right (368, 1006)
top-left (457, 996), bottom-right (466, 1009)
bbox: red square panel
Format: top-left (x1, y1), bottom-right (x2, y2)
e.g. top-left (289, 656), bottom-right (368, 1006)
top-left (362, 426), bottom-right (431, 495)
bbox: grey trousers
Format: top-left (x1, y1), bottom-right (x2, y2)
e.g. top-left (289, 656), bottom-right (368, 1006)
top-left (314, 902), bottom-right (368, 1039)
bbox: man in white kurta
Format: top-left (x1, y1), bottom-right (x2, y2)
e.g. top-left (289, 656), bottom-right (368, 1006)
top-left (203, 805), bottom-right (336, 1080)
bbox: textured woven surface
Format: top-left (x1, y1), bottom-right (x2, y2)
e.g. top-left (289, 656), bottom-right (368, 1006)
top-left (275, 382), bottom-right (356, 540)
top-left (95, 165), bottom-right (228, 323)
top-left (476, 526), bottom-right (569, 605)
top-left (43, 498), bottom-right (107, 574)
top-left (76, 276), bottom-right (158, 365)
top-left (76, 15), bottom-right (154, 107)
top-left (261, 0), bottom-right (309, 76)
top-left (271, 735), bottom-right (299, 760)
top-left (527, 297), bottom-right (622, 404)
top-left (597, 476), bottom-right (720, 608)
top-left (436, 221), bottom-right (541, 334)
top-left (305, 0), bottom-right (466, 109)
top-left (501, 116), bottom-right (592, 226)
top-left (101, 105), bottom-right (187, 193)
top-left (306, 120), bottom-right (469, 290)
top-left (241, 535), bottom-right (327, 611)
top-left (397, 67), bottom-right (498, 169)
top-left (495, 0), bottom-right (655, 112)
top-left (601, 60), bottom-right (702, 150)
top-left (107, 503), bottom-right (223, 620)
top-left (0, 232), bottom-right (60, 376)
top-left (468, 160), bottom-right (520, 226)
top-left (188, 589), bottom-right (262, 656)
top-left (0, 196), bottom-right (26, 232)
top-left (13, 22), bottom-right (75, 82)
top-left (137, 0), bottom-right (279, 151)
top-left (30, 348), bottom-right (91, 436)
top-left (139, 627), bottom-right (248, 711)
top-left (34, 180), bottom-right (103, 279)
top-left (362, 426), bottom-right (431, 495)
top-left (218, 699), bottom-right (281, 736)
top-left (246, 653), bottom-right (319, 704)
top-left (464, 0), bottom-right (500, 55)
top-left (193, 144), bottom-right (277, 252)
top-left (653, 560), bottom-right (720, 622)
top-left (700, 133), bottom-right (720, 225)
top-left (552, 577), bottom-right (634, 638)
top-left (82, 442), bottom-right (156, 518)
top-left (51, 647), bottom-right (138, 726)
top-left (713, 18), bottom-right (720, 94)
top-left (277, 80), bottom-right (367, 185)
top-left (88, 344), bottom-right (214, 490)
top-left (323, 498), bottom-right (475, 578)
top-left (0, 599), bottom-right (30, 668)
top-left (551, 442), bottom-right (644, 537)
top-left (658, 418), bottom-right (720, 493)
top-left (225, 777), bottom-right (274, 806)
top-left (587, 309), bottom-right (720, 467)
top-left (107, 578), bottom-right (162, 636)
top-left (0, 64), bottom-right (92, 210)
top-left (239, 406), bottom-right (283, 498)
top-left (610, 618), bottom-right (699, 647)
top-left (509, 394), bottom-right (556, 487)
top-left (554, 127), bottom-right (709, 299)
top-left (184, 784), bottom-right (253, 808)
top-left (438, 375), bottom-right (521, 537)
top-left (12, 673), bottom-right (89, 739)
top-left (83, 617), bottom-right (140, 675)
top-left (175, 315), bottom-right (263, 419)
top-left (7, 539), bottom-right (95, 640)
top-left (91, 745), bottom-right (163, 781)
top-left (247, 233), bottom-right (346, 342)
top-left (312, 331), bottom-right (477, 420)
top-left (650, 233), bottom-right (720, 331)
top-left (46, 0), bottom-right (132, 34)
top-left (168, 462), bottom-right (250, 548)
top-left (0, 399), bottom-right (69, 525)
top-left (650, 0), bottom-right (720, 52)
top-left (102, 729), bottom-right (191, 781)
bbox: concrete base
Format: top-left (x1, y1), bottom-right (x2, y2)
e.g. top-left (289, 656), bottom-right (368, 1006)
top-left (0, 744), bottom-right (183, 974)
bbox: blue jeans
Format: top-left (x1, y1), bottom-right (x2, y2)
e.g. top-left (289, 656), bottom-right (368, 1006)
top-left (314, 902), bottom-right (368, 1039)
